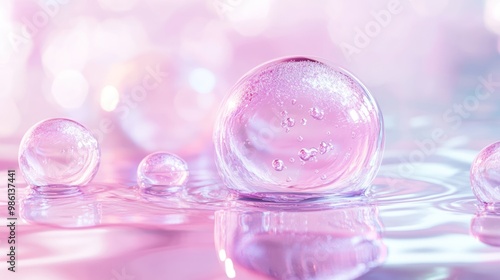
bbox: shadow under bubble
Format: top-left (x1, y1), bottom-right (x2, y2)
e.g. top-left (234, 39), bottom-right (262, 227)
top-left (471, 206), bottom-right (500, 247)
top-left (214, 201), bottom-right (387, 280)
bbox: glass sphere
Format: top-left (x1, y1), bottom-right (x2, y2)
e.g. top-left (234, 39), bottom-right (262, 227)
top-left (137, 152), bottom-right (189, 192)
top-left (213, 57), bottom-right (384, 201)
top-left (18, 118), bottom-right (101, 187)
top-left (471, 142), bottom-right (500, 205)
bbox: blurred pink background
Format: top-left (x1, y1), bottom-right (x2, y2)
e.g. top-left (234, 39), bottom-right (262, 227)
top-left (2, 0), bottom-right (499, 169)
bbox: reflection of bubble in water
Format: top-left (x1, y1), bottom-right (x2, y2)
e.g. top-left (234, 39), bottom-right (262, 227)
top-left (214, 204), bottom-right (386, 279)
top-left (470, 142), bottom-right (500, 205)
top-left (20, 186), bottom-right (101, 227)
top-left (471, 209), bottom-right (500, 247)
top-left (18, 118), bottom-right (100, 187)
top-left (213, 57), bottom-right (384, 201)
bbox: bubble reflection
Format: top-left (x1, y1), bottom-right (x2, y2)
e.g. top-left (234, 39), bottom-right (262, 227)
top-left (215, 203), bottom-right (386, 280)
top-left (471, 208), bottom-right (500, 247)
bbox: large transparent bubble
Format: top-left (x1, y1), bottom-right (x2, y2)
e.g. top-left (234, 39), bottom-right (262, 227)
top-left (213, 57), bottom-right (384, 201)
top-left (18, 118), bottom-right (100, 187)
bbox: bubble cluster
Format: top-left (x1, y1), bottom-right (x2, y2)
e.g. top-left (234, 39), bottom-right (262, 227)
top-left (18, 118), bottom-right (100, 187)
top-left (470, 142), bottom-right (500, 205)
top-left (213, 57), bottom-right (384, 201)
top-left (137, 152), bottom-right (189, 192)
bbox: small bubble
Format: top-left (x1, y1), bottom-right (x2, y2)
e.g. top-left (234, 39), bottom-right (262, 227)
top-left (137, 152), bottom-right (189, 189)
top-left (286, 176), bottom-right (292, 182)
top-left (309, 107), bottom-right (324, 120)
top-left (289, 157), bottom-right (295, 163)
top-left (297, 136), bottom-right (303, 142)
top-left (301, 118), bottom-right (307, 125)
top-left (326, 131), bottom-right (331, 135)
top-left (291, 99), bottom-right (297, 105)
top-left (277, 101), bottom-right (284, 107)
top-left (300, 160), bottom-right (306, 166)
top-left (351, 131), bottom-right (356, 138)
top-left (298, 147), bottom-right (318, 161)
top-left (298, 104), bottom-right (304, 109)
top-left (321, 175), bottom-right (327, 180)
top-left (314, 169), bottom-right (319, 174)
top-left (280, 110), bottom-right (287, 117)
top-left (272, 159), bottom-right (284, 171)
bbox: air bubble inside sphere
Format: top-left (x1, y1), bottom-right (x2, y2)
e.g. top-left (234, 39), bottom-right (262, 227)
top-left (471, 142), bottom-right (500, 205)
top-left (213, 57), bottom-right (384, 201)
top-left (137, 152), bottom-right (189, 192)
top-left (18, 118), bottom-right (100, 187)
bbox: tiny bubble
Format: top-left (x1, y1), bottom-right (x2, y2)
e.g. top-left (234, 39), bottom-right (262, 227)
top-left (272, 159), bottom-right (284, 171)
top-left (319, 141), bottom-right (329, 154)
top-left (309, 107), bottom-right (324, 120)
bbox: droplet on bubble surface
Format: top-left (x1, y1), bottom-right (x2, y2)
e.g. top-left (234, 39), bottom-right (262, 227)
top-left (272, 159), bottom-right (284, 171)
top-left (299, 147), bottom-right (318, 161)
top-left (319, 141), bottom-right (330, 154)
top-left (470, 142), bottom-right (500, 205)
top-left (281, 117), bottom-right (295, 129)
top-left (18, 118), bottom-right (100, 187)
top-left (309, 107), bottom-right (325, 120)
top-left (213, 56), bottom-right (385, 201)
top-left (137, 152), bottom-right (189, 193)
